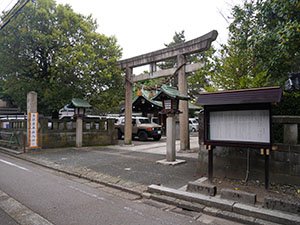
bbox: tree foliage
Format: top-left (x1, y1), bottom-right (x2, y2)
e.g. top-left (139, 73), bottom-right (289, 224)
top-left (194, 0), bottom-right (300, 91)
top-left (0, 0), bottom-right (123, 115)
top-left (157, 30), bottom-right (186, 70)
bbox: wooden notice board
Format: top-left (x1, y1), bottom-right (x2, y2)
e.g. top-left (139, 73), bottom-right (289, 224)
top-left (196, 86), bottom-right (282, 189)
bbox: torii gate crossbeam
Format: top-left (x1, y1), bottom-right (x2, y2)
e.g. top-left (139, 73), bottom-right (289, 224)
top-left (118, 30), bottom-right (218, 148)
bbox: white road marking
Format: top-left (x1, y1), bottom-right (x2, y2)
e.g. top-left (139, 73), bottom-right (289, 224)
top-left (68, 185), bottom-right (113, 204)
top-left (123, 206), bottom-right (144, 216)
top-left (0, 159), bottom-right (31, 172)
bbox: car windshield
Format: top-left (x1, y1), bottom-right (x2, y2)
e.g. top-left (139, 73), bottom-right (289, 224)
top-left (152, 118), bottom-right (158, 124)
top-left (138, 118), bottom-right (151, 124)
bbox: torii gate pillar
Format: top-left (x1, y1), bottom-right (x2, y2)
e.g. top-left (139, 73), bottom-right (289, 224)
top-left (124, 67), bottom-right (133, 145)
top-left (178, 55), bottom-right (190, 150)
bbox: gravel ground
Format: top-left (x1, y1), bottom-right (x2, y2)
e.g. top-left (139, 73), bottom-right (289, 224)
top-left (204, 177), bottom-right (300, 204)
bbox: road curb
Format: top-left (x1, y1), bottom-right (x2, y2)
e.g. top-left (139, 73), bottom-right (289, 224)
top-left (0, 189), bottom-right (54, 225)
top-left (148, 184), bottom-right (300, 225)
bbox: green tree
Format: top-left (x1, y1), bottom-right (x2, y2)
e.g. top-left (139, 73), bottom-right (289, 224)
top-left (254, 0), bottom-right (300, 83)
top-left (214, 0), bottom-right (300, 89)
top-left (187, 47), bottom-right (218, 97)
top-left (0, 0), bottom-right (123, 116)
top-left (199, 0), bottom-right (300, 91)
top-left (205, 0), bottom-right (269, 90)
top-left (158, 30), bottom-right (186, 70)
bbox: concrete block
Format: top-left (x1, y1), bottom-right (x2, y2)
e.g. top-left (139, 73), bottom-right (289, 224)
top-left (264, 196), bottom-right (300, 214)
top-left (148, 184), bottom-right (235, 211)
top-left (221, 188), bottom-right (256, 205)
top-left (284, 124), bottom-right (298, 145)
top-left (187, 181), bottom-right (216, 196)
top-left (292, 165), bottom-right (300, 176)
top-left (273, 151), bottom-right (286, 162)
top-left (141, 192), bottom-right (151, 199)
top-left (233, 203), bottom-right (300, 225)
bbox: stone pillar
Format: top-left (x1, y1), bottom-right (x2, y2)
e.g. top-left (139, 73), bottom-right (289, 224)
top-left (27, 91), bottom-right (37, 149)
top-left (76, 116), bottom-right (83, 148)
top-left (166, 115), bottom-right (176, 161)
top-left (284, 124), bottom-right (298, 145)
top-left (177, 54), bottom-right (190, 150)
top-left (150, 63), bottom-right (157, 73)
top-left (124, 67), bottom-right (133, 145)
top-left (27, 91), bottom-right (37, 114)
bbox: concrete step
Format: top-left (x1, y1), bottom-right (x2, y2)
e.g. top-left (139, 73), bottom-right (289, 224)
top-left (148, 184), bottom-right (300, 225)
top-left (0, 146), bottom-right (23, 154)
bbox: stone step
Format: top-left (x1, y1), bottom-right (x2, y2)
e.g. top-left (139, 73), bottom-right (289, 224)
top-left (147, 184), bottom-right (300, 225)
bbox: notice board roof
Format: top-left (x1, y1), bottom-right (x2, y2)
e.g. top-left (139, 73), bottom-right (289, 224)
top-left (195, 86), bottom-right (282, 106)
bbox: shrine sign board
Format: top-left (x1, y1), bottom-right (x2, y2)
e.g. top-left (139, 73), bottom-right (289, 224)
top-left (209, 109), bottom-right (270, 144)
top-left (28, 112), bottom-right (38, 149)
top-left (196, 86), bottom-right (282, 148)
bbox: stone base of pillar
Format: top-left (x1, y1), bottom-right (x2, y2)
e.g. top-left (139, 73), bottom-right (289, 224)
top-left (156, 159), bottom-right (186, 166)
top-left (121, 144), bottom-right (135, 147)
top-left (76, 117), bottom-right (83, 148)
top-left (166, 115), bottom-right (176, 161)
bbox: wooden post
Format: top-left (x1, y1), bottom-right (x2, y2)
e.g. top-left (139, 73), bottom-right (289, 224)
top-left (208, 146), bottom-right (214, 182)
top-left (177, 54), bottom-right (190, 150)
top-left (124, 67), bottom-right (133, 145)
top-left (265, 148), bottom-right (270, 190)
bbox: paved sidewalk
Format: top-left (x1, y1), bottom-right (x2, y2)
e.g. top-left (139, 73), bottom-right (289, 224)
top-left (20, 137), bottom-right (200, 190)
top-left (104, 136), bottom-right (199, 159)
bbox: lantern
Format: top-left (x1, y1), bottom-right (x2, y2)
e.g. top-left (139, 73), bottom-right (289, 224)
top-left (153, 85), bottom-right (189, 115)
top-left (69, 98), bottom-right (91, 117)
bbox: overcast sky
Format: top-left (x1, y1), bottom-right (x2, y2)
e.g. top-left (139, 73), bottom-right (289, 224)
top-left (54, 0), bottom-right (243, 60)
top-left (1, 0), bottom-right (243, 60)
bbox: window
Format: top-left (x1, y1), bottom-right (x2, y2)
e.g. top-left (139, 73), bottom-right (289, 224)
top-left (138, 118), bottom-right (150, 124)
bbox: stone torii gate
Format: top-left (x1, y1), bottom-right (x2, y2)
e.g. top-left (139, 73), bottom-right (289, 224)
top-left (118, 30), bottom-right (218, 149)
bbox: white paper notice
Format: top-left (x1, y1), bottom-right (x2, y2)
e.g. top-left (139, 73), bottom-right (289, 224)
top-left (29, 112), bottom-right (38, 149)
top-left (209, 110), bottom-right (270, 143)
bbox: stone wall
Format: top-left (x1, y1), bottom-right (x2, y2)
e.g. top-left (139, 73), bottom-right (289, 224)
top-left (0, 117), bottom-right (117, 150)
top-left (197, 115), bottom-right (300, 185)
top-left (0, 120), bottom-right (26, 151)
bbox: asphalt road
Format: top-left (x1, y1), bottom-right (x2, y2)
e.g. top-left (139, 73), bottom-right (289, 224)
top-left (0, 208), bottom-right (19, 225)
top-left (0, 152), bottom-right (203, 225)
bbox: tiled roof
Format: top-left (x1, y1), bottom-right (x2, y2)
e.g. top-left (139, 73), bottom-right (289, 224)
top-left (69, 98), bottom-right (91, 108)
top-left (152, 85), bottom-right (189, 101)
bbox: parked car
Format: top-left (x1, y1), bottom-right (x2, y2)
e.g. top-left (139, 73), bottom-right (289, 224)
top-left (151, 117), bottom-right (159, 124)
top-left (115, 116), bottom-right (162, 141)
top-left (189, 118), bottom-right (199, 132)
